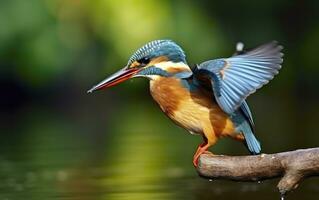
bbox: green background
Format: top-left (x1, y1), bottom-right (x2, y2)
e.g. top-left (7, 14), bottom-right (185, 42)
top-left (1, 0), bottom-right (319, 199)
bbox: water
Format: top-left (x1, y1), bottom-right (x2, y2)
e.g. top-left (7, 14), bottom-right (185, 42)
top-left (0, 133), bottom-right (318, 200)
top-left (1, 100), bottom-right (318, 200)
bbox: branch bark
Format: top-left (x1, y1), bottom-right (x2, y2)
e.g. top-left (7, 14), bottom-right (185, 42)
top-left (196, 148), bottom-right (319, 196)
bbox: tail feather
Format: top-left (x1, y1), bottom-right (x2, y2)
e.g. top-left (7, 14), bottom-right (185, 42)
top-left (232, 102), bottom-right (261, 154)
top-left (242, 127), bottom-right (261, 154)
top-left (241, 122), bottom-right (261, 154)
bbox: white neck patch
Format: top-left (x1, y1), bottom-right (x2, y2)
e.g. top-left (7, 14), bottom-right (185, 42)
top-left (153, 61), bottom-right (190, 71)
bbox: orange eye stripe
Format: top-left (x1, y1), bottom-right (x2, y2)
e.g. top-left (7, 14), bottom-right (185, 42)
top-left (129, 61), bottom-right (140, 68)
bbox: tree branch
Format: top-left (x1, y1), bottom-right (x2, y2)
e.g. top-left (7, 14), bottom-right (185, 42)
top-left (196, 148), bottom-right (319, 196)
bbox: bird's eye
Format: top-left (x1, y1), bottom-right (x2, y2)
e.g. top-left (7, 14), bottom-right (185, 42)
top-left (138, 57), bottom-right (150, 66)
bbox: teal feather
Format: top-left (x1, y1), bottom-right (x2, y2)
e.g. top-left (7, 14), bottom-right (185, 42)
top-left (231, 105), bottom-right (261, 154)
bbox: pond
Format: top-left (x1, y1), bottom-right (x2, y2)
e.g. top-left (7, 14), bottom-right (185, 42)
top-left (1, 94), bottom-right (318, 200)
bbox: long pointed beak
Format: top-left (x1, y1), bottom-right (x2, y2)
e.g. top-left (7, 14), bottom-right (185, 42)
top-left (87, 67), bottom-right (139, 93)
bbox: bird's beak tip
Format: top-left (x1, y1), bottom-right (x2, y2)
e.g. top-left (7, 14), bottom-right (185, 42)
top-left (87, 67), bottom-right (139, 94)
top-left (87, 85), bottom-right (99, 94)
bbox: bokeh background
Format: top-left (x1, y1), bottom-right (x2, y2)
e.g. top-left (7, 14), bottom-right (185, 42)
top-left (1, 0), bottom-right (319, 199)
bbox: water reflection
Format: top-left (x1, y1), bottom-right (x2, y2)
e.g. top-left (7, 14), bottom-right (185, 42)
top-left (0, 102), bottom-right (318, 200)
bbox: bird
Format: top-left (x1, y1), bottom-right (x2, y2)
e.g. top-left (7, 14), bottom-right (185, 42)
top-left (88, 40), bottom-right (283, 167)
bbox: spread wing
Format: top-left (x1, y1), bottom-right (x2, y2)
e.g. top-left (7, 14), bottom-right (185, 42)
top-left (194, 41), bottom-right (283, 114)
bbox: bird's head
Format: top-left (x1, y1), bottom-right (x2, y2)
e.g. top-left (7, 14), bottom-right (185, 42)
top-left (87, 40), bottom-right (190, 93)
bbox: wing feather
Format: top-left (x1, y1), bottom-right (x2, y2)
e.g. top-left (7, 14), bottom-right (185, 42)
top-left (195, 41), bottom-right (283, 114)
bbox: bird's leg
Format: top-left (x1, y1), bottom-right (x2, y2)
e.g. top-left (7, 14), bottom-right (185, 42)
top-left (194, 137), bottom-right (207, 153)
top-left (193, 143), bottom-right (211, 167)
top-left (193, 124), bottom-right (218, 167)
top-left (193, 136), bottom-right (211, 167)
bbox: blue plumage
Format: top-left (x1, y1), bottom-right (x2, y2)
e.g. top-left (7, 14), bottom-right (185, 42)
top-left (240, 100), bottom-right (255, 128)
top-left (137, 66), bottom-right (193, 79)
top-left (237, 118), bottom-right (261, 154)
top-left (191, 41), bottom-right (283, 155)
top-left (89, 39), bottom-right (284, 165)
top-left (231, 102), bottom-right (261, 154)
top-left (131, 40), bottom-right (283, 155)
top-left (137, 66), bottom-right (171, 77)
top-left (196, 41), bottom-right (283, 114)
top-left (127, 40), bottom-right (186, 66)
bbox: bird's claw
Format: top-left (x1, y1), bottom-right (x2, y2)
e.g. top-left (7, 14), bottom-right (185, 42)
top-left (193, 150), bottom-right (213, 167)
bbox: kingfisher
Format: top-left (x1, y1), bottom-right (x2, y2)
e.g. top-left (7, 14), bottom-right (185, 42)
top-left (88, 40), bottom-right (283, 167)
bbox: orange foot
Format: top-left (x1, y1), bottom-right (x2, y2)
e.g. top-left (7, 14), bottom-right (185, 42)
top-left (193, 142), bottom-right (211, 167)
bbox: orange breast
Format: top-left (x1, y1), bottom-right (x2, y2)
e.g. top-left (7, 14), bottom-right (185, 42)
top-left (149, 76), bottom-right (236, 137)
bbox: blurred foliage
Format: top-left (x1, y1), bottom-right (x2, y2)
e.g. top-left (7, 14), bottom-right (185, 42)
top-left (0, 0), bottom-right (319, 199)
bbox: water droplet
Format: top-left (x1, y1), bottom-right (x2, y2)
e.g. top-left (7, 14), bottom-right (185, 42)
top-left (257, 181), bottom-right (262, 184)
top-left (280, 193), bottom-right (285, 200)
top-left (208, 179), bottom-right (213, 182)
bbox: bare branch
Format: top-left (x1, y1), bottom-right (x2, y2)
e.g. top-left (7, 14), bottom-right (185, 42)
top-left (196, 148), bottom-right (319, 196)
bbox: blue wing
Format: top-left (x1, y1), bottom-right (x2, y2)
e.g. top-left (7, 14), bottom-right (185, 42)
top-left (195, 41), bottom-right (283, 114)
top-left (240, 100), bottom-right (254, 128)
